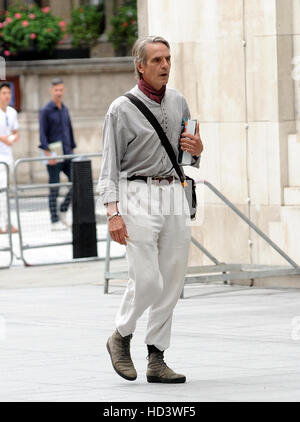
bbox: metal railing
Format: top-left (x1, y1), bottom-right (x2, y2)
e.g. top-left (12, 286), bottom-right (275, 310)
top-left (103, 179), bottom-right (300, 295)
top-left (181, 180), bottom-right (300, 293)
top-left (0, 161), bottom-right (13, 269)
top-left (13, 153), bottom-right (125, 267)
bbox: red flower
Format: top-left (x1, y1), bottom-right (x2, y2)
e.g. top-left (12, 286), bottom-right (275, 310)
top-left (4, 50), bottom-right (11, 56)
top-left (30, 33), bottom-right (37, 39)
top-left (46, 28), bottom-right (52, 33)
top-left (14, 13), bottom-right (22, 19)
top-left (0, 22), bottom-right (3, 28)
top-left (5, 17), bottom-right (12, 23)
top-left (42, 7), bottom-right (51, 13)
top-left (29, 13), bottom-right (35, 19)
top-left (22, 20), bottom-right (29, 27)
top-left (122, 22), bottom-right (128, 28)
top-left (59, 21), bottom-right (66, 27)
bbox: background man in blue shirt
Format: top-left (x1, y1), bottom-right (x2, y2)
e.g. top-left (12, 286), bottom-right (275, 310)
top-left (39, 78), bottom-right (76, 230)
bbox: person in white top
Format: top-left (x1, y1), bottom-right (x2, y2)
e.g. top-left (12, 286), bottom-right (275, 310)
top-left (0, 82), bottom-right (19, 234)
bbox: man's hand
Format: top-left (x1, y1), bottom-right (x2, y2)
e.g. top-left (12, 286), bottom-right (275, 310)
top-left (106, 202), bottom-right (129, 245)
top-left (44, 149), bottom-right (57, 166)
top-left (180, 123), bottom-right (203, 156)
top-left (0, 135), bottom-right (13, 146)
top-left (109, 215), bottom-right (129, 245)
top-left (12, 131), bottom-right (19, 143)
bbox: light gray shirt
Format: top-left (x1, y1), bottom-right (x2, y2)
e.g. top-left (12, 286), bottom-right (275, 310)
top-left (97, 85), bottom-right (200, 205)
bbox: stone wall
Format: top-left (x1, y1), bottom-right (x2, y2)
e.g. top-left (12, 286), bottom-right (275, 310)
top-left (293, 0), bottom-right (300, 130)
top-left (6, 57), bottom-right (135, 183)
top-left (138, 0), bottom-right (300, 267)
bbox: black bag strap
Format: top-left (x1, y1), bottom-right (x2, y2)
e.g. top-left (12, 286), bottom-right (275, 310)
top-left (124, 93), bottom-right (186, 186)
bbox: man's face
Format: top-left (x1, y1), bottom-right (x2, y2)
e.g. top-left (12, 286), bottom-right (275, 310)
top-left (51, 83), bottom-right (64, 102)
top-left (0, 87), bottom-right (12, 107)
top-left (138, 42), bottom-right (171, 90)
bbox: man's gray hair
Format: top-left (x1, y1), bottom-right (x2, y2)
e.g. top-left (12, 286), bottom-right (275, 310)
top-left (132, 36), bottom-right (170, 80)
top-left (51, 77), bottom-right (64, 86)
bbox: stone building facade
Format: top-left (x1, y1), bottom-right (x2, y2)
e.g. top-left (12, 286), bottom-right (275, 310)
top-left (3, 1), bottom-right (135, 183)
top-left (138, 0), bottom-right (300, 268)
top-left (6, 57), bottom-right (135, 183)
top-left (2, 0), bottom-right (300, 271)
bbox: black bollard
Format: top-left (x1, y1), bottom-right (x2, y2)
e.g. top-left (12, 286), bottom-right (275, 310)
top-left (72, 160), bottom-right (97, 259)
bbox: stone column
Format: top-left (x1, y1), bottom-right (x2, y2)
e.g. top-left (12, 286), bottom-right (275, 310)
top-left (104, 0), bottom-right (115, 34)
top-left (137, 0), bottom-right (148, 37)
top-left (72, 0), bottom-right (81, 7)
top-left (245, 0), bottom-right (295, 205)
top-left (49, 0), bottom-right (71, 22)
top-left (293, 0), bottom-right (300, 129)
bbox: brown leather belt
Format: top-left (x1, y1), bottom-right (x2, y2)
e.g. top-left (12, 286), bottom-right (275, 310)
top-left (127, 175), bottom-right (176, 184)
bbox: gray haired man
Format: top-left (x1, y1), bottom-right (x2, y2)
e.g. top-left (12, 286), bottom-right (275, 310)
top-left (98, 36), bottom-right (203, 383)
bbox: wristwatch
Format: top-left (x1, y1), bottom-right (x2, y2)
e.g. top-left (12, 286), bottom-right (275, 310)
top-left (107, 211), bottom-right (121, 221)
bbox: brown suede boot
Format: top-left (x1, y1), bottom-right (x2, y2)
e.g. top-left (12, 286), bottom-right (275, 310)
top-left (106, 330), bottom-right (137, 381)
top-left (146, 351), bottom-right (186, 383)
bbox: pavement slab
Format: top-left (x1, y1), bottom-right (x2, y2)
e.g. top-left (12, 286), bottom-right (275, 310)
top-left (1, 262), bottom-right (300, 402)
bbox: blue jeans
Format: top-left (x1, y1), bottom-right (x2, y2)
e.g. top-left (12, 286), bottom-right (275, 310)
top-left (47, 160), bottom-right (72, 223)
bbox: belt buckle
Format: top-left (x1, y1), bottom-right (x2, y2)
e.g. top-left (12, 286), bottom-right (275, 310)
top-left (160, 179), bottom-right (169, 186)
top-left (151, 176), bottom-right (161, 185)
top-left (152, 176), bottom-right (173, 185)
top-left (152, 177), bottom-right (160, 185)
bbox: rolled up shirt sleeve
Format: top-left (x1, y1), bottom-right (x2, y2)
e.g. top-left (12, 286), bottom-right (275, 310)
top-left (97, 110), bottom-right (127, 205)
top-left (11, 109), bottom-right (19, 131)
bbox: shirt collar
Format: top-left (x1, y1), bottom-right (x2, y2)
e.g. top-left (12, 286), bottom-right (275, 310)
top-left (49, 100), bottom-right (64, 110)
top-left (138, 79), bottom-right (166, 104)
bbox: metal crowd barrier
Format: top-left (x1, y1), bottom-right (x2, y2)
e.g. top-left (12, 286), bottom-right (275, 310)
top-left (13, 153), bottom-right (125, 267)
top-left (103, 179), bottom-right (300, 295)
top-left (0, 161), bottom-right (13, 269)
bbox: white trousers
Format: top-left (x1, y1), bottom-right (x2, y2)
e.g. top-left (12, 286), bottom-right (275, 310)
top-left (116, 179), bottom-right (191, 351)
top-left (0, 164), bottom-right (8, 230)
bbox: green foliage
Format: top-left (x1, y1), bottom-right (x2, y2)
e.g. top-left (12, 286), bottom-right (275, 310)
top-left (0, 2), bottom-right (65, 57)
top-left (108, 0), bottom-right (138, 53)
top-left (68, 4), bottom-right (105, 48)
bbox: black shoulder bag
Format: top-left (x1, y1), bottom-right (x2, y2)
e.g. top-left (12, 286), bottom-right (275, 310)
top-left (124, 93), bottom-right (197, 220)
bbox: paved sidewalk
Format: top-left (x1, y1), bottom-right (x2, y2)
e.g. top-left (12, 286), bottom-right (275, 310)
top-left (1, 261), bottom-right (300, 402)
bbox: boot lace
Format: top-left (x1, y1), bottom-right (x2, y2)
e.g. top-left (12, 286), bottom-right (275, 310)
top-left (119, 335), bottom-right (132, 362)
top-left (147, 351), bottom-right (170, 371)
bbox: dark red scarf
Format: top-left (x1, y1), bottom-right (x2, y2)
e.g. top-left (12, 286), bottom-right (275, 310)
top-left (138, 78), bottom-right (166, 104)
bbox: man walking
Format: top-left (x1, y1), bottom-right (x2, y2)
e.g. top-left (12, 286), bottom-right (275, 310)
top-left (0, 82), bottom-right (19, 235)
top-left (39, 78), bottom-right (76, 231)
top-left (98, 36), bottom-right (203, 383)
